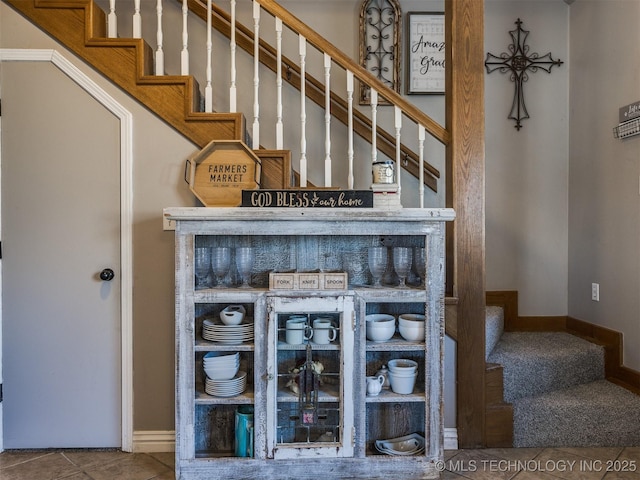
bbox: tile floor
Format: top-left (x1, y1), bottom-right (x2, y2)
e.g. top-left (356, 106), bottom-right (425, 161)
top-left (0, 447), bottom-right (639, 479)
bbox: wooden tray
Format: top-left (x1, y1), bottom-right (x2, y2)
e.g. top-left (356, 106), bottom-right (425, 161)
top-left (185, 140), bottom-right (261, 207)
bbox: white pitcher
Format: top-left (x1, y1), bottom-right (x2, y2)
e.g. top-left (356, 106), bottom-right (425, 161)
top-left (366, 375), bottom-right (385, 396)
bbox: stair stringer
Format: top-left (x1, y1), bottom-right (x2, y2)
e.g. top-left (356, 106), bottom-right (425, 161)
top-left (484, 295), bottom-right (516, 447)
top-left (5, 0), bottom-right (244, 149)
top-left (484, 362), bottom-right (513, 448)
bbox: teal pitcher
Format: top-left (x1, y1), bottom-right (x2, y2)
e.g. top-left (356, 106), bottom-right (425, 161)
top-left (234, 405), bottom-right (254, 457)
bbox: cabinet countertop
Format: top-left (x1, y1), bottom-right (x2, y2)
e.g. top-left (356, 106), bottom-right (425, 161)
top-left (164, 207), bottom-right (455, 222)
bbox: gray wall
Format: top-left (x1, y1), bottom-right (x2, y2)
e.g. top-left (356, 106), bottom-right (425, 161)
top-left (484, 1), bottom-right (570, 315)
top-left (568, 0), bottom-right (640, 371)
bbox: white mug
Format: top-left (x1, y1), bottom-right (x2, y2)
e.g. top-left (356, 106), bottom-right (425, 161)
top-left (312, 318), bottom-right (337, 344)
top-left (285, 317), bottom-right (313, 345)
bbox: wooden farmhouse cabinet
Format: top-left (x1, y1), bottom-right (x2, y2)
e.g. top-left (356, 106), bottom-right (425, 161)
top-left (164, 207), bottom-right (454, 479)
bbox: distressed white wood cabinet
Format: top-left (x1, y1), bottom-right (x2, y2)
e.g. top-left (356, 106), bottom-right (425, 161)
top-left (164, 207), bottom-right (454, 480)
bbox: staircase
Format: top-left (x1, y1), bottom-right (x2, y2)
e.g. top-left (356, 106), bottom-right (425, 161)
top-left (486, 307), bottom-right (640, 448)
top-left (3, 0), bottom-right (447, 197)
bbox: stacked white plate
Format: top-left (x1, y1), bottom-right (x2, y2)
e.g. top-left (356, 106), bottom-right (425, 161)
top-left (204, 370), bottom-right (247, 397)
top-left (374, 433), bottom-right (425, 456)
top-left (202, 317), bottom-right (254, 344)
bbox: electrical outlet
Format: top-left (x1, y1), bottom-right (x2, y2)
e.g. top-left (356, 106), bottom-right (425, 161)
top-left (591, 283), bottom-right (600, 301)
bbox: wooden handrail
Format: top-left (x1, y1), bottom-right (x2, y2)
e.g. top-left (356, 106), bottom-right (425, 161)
top-left (257, 0), bottom-right (450, 146)
top-left (186, 0), bottom-right (440, 191)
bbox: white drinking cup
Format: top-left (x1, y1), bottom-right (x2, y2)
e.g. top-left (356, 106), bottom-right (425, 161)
top-left (312, 317), bottom-right (337, 344)
top-left (285, 317), bottom-right (313, 345)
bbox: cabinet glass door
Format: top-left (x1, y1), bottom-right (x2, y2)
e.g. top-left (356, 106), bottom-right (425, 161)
top-left (266, 295), bottom-right (355, 459)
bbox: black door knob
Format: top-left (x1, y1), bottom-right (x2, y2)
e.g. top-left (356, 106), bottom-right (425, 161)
top-left (100, 268), bottom-right (115, 281)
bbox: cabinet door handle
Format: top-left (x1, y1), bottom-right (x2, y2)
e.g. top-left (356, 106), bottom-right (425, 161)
top-left (100, 268), bottom-right (115, 281)
top-left (262, 373), bottom-right (274, 381)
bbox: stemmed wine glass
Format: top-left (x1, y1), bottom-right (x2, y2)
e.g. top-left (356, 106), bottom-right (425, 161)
top-left (194, 247), bottom-right (211, 289)
top-left (393, 247), bottom-right (412, 289)
top-left (236, 247), bottom-right (254, 288)
top-left (414, 247), bottom-right (426, 287)
top-left (368, 247), bottom-right (387, 288)
top-left (211, 247), bottom-right (231, 288)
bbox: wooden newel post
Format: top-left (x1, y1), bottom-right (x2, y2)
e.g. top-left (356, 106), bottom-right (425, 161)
top-left (445, 0), bottom-right (487, 448)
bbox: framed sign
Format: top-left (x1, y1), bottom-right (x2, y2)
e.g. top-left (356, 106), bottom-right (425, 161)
top-left (406, 12), bottom-right (445, 94)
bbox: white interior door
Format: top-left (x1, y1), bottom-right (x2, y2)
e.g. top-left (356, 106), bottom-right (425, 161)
top-left (1, 61), bottom-right (121, 448)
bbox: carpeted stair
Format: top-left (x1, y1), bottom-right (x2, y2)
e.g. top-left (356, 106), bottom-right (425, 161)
top-left (486, 315), bottom-right (640, 447)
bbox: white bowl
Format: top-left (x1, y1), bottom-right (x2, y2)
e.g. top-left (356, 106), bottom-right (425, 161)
top-left (365, 314), bottom-right (396, 341)
top-left (398, 313), bottom-right (425, 325)
top-left (398, 322), bottom-right (424, 330)
top-left (388, 371), bottom-right (417, 394)
top-left (366, 314), bottom-right (395, 324)
top-left (203, 352), bottom-right (239, 363)
top-left (388, 359), bottom-right (418, 373)
top-left (219, 305), bottom-right (246, 325)
top-left (204, 359), bottom-right (240, 368)
top-left (204, 354), bottom-right (239, 361)
top-left (367, 327), bottom-right (395, 342)
top-left (399, 324), bottom-right (425, 341)
top-left (369, 321), bottom-right (394, 328)
top-left (204, 364), bottom-right (239, 380)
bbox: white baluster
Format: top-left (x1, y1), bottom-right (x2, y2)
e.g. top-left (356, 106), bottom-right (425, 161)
top-left (275, 17), bottom-right (283, 150)
top-left (205, 0), bottom-right (213, 112)
top-left (370, 89), bottom-right (378, 165)
top-left (181, 0), bottom-right (189, 75)
top-left (394, 106), bottom-right (402, 196)
top-left (252, 1), bottom-right (260, 149)
top-left (155, 0), bottom-right (164, 76)
top-left (229, 0), bottom-right (237, 112)
top-left (346, 71), bottom-right (354, 190)
top-left (418, 124), bottom-right (425, 208)
top-left (299, 35), bottom-right (307, 187)
top-left (108, 0), bottom-right (117, 38)
top-left (323, 53), bottom-right (331, 187)
top-left (133, 0), bottom-right (141, 38)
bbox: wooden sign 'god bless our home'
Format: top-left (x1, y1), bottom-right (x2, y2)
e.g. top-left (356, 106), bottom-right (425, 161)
top-left (241, 190), bottom-right (373, 208)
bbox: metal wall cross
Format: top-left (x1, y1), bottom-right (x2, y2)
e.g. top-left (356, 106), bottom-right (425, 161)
top-left (485, 18), bottom-right (563, 130)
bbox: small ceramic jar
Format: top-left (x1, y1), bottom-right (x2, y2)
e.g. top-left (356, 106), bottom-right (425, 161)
top-left (375, 364), bottom-right (390, 389)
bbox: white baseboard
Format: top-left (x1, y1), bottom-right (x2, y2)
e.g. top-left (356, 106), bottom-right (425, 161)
top-left (132, 430), bottom-right (175, 453)
top-left (444, 428), bottom-right (458, 450)
top-left (132, 428), bottom-right (459, 453)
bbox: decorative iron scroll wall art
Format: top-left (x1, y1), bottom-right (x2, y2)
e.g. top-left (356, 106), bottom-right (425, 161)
top-left (485, 18), bottom-right (563, 130)
top-left (406, 12), bottom-right (445, 94)
top-left (359, 0), bottom-right (401, 105)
